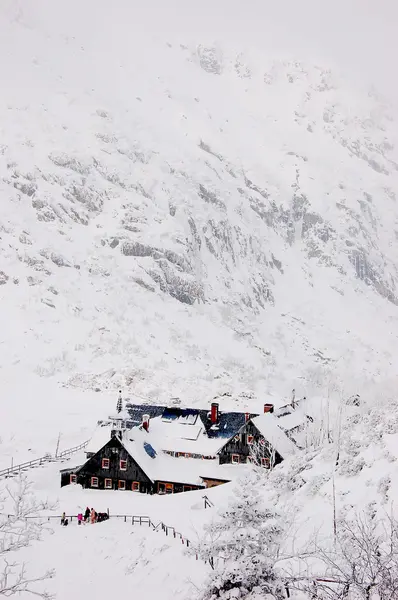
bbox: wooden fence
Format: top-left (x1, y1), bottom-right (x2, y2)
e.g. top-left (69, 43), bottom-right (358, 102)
top-left (0, 439), bottom-right (90, 479)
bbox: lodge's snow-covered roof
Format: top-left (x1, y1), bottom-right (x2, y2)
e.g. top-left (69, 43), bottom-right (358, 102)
top-left (123, 402), bottom-right (257, 454)
top-left (277, 409), bottom-right (307, 432)
top-left (146, 415), bottom-right (225, 456)
top-left (85, 424), bottom-right (114, 455)
top-left (120, 427), bottom-right (242, 486)
top-left (251, 413), bottom-right (297, 458)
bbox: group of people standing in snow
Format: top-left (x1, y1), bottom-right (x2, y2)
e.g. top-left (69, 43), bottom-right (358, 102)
top-left (60, 507), bottom-right (109, 526)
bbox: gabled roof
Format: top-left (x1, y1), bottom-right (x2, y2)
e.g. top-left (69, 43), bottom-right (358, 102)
top-left (277, 410), bottom-right (307, 432)
top-left (125, 403), bottom-right (166, 424)
top-left (122, 402), bottom-right (258, 454)
top-left (85, 424), bottom-right (114, 455)
top-left (251, 414), bottom-right (297, 458)
top-left (79, 427), bottom-right (244, 487)
top-left (199, 410), bottom-right (257, 440)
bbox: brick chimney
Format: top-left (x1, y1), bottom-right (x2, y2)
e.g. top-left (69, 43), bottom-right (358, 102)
top-left (245, 412), bottom-right (250, 422)
top-left (264, 403), bottom-right (274, 414)
top-left (210, 402), bottom-right (219, 424)
top-left (142, 414), bottom-right (150, 431)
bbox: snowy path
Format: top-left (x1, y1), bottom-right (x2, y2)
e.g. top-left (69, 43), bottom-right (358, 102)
top-left (22, 520), bottom-right (207, 600)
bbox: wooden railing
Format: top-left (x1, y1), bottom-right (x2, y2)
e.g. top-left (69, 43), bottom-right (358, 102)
top-left (57, 439), bottom-right (89, 459)
top-left (10, 512), bottom-right (207, 564)
top-left (0, 439), bottom-right (90, 479)
top-left (0, 456), bottom-right (53, 479)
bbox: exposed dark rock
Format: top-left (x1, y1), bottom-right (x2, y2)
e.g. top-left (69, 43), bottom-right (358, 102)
top-left (197, 45), bottom-right (223, 75)
top-left (49, 152), bottom-right (91, 175)
top-left (133, 278), bottom-right (156, 292)
top-left (13, 180), bottom-right (37, 196)
top-left (41, 298), bottom-right (56, 308)
top-left (244, 175), bottom-right (269, 200)
top-left (198, 140), bottom-right (223, 161)
top-left (198, 184), bottom-right (225, 209)
top-left (0, 271), bottom-right (9, 285)
top-left (349, 248), bottom-right (398, 305)
top-left (50, 252), bottom-right (71, 268)
top-left (271, 255), bottom-right (283, 273)
top-left (64, 184), bottom-right (104, 212)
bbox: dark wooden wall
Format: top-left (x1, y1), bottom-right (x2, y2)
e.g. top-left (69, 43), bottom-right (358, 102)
top-left (61, 436), bottom-right (205, 494)
top-left (75, 436), bottom-right (154, 493)
top-left (219, 421), bottom-right (282, 466)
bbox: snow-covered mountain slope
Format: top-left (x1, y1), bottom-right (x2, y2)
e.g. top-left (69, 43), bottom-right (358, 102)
top-left (1, 0), bottom-right (398, 410)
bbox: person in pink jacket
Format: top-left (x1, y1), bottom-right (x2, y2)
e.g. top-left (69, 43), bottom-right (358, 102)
top-left (77, 513), bottom-right (83, 525)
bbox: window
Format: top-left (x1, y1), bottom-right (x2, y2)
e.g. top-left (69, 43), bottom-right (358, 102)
top-left (165, 483), bottom-right (174, 494)
top-left (102, 458), bottom-right (110, 469)
top-left (132, 481), bottom-right (140, 492)
top-left (232, 454), bottom-right (240, 464)
top-left (91, 477), bottom-right (98, 488)
top-left (118, 480), bottom-right (126, 490)
top-left (247, 435), bottom-right (254, 445)
top-left (184, 453), bottom-right (191, 458)
top-left (183, 485), bottom-right (192, 492)
top-left (70, 474), bottom-right (77, 484)
top-left (261, 457), bottom-right (270, 468)
top-left (104, 478), bottom-right (112, 489)
top-left (119, 459), bottom-right (127, 471)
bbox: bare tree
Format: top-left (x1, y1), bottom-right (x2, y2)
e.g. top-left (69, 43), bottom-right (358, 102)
top-left (248, 439), bottom-right (277, 470)
top-left (0, 475), bottom-right (56, 598)
top-left (289, 513), bottom-right (398, 599)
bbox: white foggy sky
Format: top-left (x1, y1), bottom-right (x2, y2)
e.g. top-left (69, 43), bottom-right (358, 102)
top-left (3, 0), bottom-right (398, 100)
top-left (161, 0), bottom-right (398, 99)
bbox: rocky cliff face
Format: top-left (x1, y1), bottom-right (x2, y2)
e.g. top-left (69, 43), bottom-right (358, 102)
top-left (1, 0), bottom-right (398, 405)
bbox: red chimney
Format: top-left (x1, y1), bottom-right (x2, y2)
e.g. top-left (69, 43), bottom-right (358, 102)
top-left (264, 404), bottom-right (274, 414)
top-left (142, 414), bottom-right (150, 431)
top-left (245, 412), bottom-right (250, 422)
top-left (210, 403), bottom-right (219, 424)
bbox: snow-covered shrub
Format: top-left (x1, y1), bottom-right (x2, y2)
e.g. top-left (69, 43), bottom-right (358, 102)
top-left (338, 457), bottom-right (365, 477)
top-left (195, 473), bottom-right (288, 600)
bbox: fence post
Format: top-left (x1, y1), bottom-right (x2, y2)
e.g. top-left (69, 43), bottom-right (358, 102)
top-left (124, 516), bottom-right (126, 523)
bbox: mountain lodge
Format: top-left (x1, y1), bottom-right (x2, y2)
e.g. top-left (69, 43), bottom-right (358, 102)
top-left (60, 395), bottom-right (309, 494)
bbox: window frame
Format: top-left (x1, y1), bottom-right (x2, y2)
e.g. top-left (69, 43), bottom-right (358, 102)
top-left (165, 483), bottom-right (174, 494)
top-left (104, 478), bottom-right (112, 489)
top-left (70, 474), bottom-right (77, 484)
top-left (119, 459), bottom-right (127, 471)
top-left (102, 458), bottom-right (110, 470)
top-left (247, 435), bottom-right (254, 445)
top-left (132, 481), bottom-right (140, 492)
top-left (261, 457), bottom-right (270, 468)
top-left (231, 454), bottom-right (240, 464)
top-left (91, 477), bottom-right (99, 488)
top-left (183, 485), bottom-right (192, 492)
top-left (118, 480), bottom-right (126, 490)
